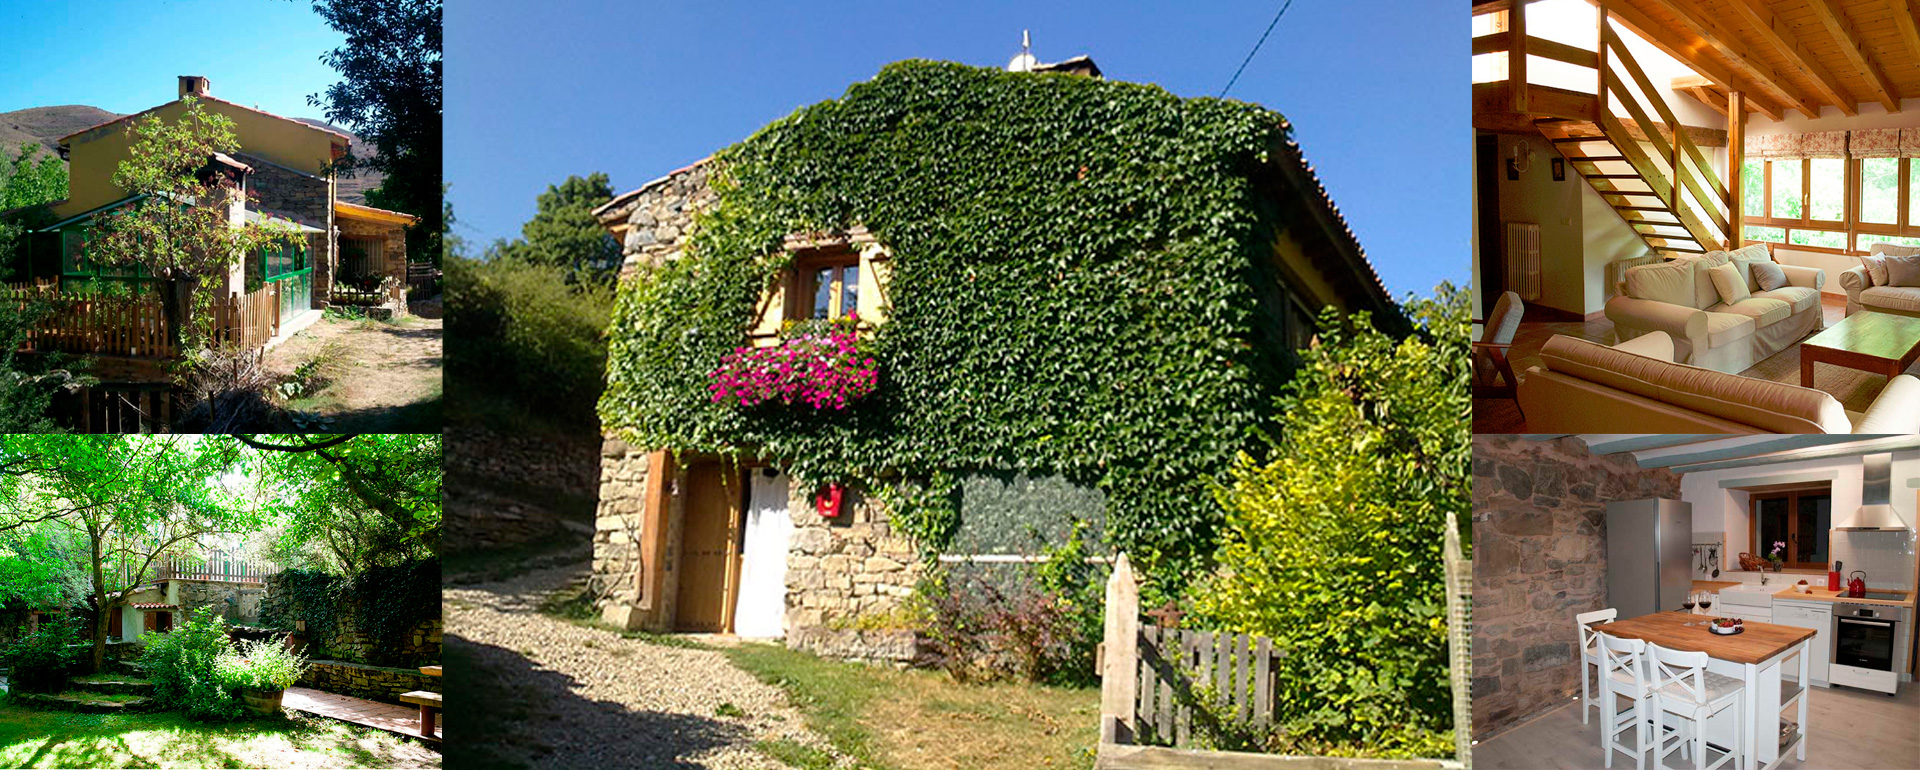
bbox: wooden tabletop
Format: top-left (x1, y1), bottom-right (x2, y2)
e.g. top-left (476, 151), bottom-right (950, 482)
top-left (1693, 580), bottom-right (1742, 591)
top-left (1803, 310), bottom-right (1920, 361)
top-left (420, 666), bottom-right (442, 677)
top-left (1594, 611), bottom-right (1815, 665)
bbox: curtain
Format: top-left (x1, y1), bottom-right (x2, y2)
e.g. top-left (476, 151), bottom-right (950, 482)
top-left (1852, 128), bottom-right (1902, 159)
top-left (1746, 132), bottom-right (1802, 160)
top-left (1803, 130), bottom-right (1846, 159)
top-left (1903, 128), bottom-right (1920, 158)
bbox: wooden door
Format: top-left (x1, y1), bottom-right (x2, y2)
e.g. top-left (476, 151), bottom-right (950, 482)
top-left (110, 607), bottom-right (122, 638)
top-left (675, 463), bottom-right (738, 632)
top-left (143, 611), bottom-right (156, 633)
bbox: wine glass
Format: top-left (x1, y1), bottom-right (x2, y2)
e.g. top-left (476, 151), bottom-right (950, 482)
top-left (1698, 593), bottom-right (1713, 616)
top-left (1682, 592), bottom-right (1697, 615)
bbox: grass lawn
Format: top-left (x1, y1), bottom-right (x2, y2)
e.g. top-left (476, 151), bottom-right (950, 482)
top-left (720, 642), bottom-right (1100, 770)
top-left (0, 699), bottom-right (440, 769)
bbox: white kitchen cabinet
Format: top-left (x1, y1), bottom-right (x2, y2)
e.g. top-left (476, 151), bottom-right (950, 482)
top-left (1719, 607), bottom-right (1773, 623)
top-left (1773, 601), bottom-right (1832, 686)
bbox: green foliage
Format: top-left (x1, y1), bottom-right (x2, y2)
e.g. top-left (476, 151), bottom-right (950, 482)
top-left (446, 254), bottom-right (614, 429)
top-left (0, 526), bottom-right (90, 610)
top-left (241, 434), bottom-right (442, 562)
top-left (1191, 286), bottom-right (1469, 759)
top-left (214, 638), bottom-right (309, 691)
top-left (258, 561), bottom-right (437, 666)
top-left (501, 173), bottom-right (622, 277)
top-left (598, 61), bottom-right (1387, 590)
top-left (1, 144), bottom-right (68, 211)
top-left (140, 607), bottom-right (248, 721)
top-left (258, 570), bottom-right (340, 657)
top-left (348, 560), bottom-right (439, 664)
top-left (0, 616), bottom-right (82, 693)
top-left (919, 528), bottom-right (1105, 688)
top-left (0, 144), bottom-right (74, 432)
top-left (307, 0), bottom-right (444, 265)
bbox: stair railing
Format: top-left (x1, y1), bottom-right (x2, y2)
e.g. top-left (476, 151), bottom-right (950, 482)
top-left (1597, 13), bottom-right (1729, 248)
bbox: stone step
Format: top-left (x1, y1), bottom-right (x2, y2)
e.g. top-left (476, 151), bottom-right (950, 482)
top-left (69, 675), bottom-right (155, 696)
top-left (13, 691), bottom-right (158, 713)
top-left (107, 660), bottom-right (149, 677)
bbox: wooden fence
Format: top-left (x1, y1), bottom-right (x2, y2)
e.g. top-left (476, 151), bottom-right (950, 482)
top-left (1097, 553), bottom-right (1459, 770)
top-left (407, 262), bottom-right (441, 298)
top-left (209, 284), bottom-right (281, 350)
top-left (2, 282), bottom-right (283, 358)
top-left (155, 550), bottom-right (281, 584)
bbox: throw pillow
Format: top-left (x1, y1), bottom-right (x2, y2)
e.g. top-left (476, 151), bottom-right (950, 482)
top-left (1751, 260), bottom-right (1788, 292)
top-left (1709, 262), bottom-right (1751, 305)
top-left (1727, 244), bottom-right (1772, 291)
top-left (1860, 255), bottom-right (1889, 286)
top-left (1624, 259), bottom-right (1696, 308)
top-left (1886, 255), bottom-right (1920, 287)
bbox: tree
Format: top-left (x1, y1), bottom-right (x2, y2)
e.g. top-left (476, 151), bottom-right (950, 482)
top-left (233, 434), bottom-right (442, 558)
top-left (1, 143), bottom-right (70, 211)
top-left (0, 144), bottom-right (75, 432)
top-left (83, 97), bottom-right (300, 351)
top-left (301, 0), bottom-right (444, 265)
top-left (1192, 284), bottom-right (1469, 758)
top-left (506, 173), bottom-right (621, 278)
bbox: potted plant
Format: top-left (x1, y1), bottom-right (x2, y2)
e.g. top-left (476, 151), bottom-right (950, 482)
top-left (1766, 540), bottom-right (1787, 572)
top-left (216, 637), bottom-right (309, 716)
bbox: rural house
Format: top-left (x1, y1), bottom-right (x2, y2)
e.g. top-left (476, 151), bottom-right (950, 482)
top-left (589, 54), bottom-right (1403, 660)
top-left (2, 76), bottom-right (418, 421)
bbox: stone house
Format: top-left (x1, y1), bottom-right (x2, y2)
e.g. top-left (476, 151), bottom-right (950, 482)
top-left (589, 55), bottom-right (1403, 654)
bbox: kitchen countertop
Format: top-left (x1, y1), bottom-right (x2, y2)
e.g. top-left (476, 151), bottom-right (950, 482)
top-left (1693, 580), bottom-right (1743, 591)
top-left (1771, 585), bottom-right (1915, 608)
top-left (1594, 611), bottom-right (1816, 665)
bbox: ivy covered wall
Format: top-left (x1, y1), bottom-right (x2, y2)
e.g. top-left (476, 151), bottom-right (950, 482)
top-left (599, 60), bottom-right (1400, 587)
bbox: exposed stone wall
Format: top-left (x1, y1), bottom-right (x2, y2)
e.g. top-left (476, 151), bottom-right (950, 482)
top-left (783, 483), bottom-right (920, 634)
top-left (1470, 435), bottom-right (1684, 740)
top-left (337, 217), bottom-right (409, 311)
top-left (239, 152), bottom-right (333, 308)
top-left (445, 424), bottom-right (601, 555)
top-left (787, 627), bottom-right (930, 667)
top-left (172, 580), bottom-right (265, 625)
top-left (592, 438), bottom-right (653, 622)
top-left (598, 162), bottom-right (715, 275)
top-left (298, 659), bottom-right (440, 705)
top-left (260, 574), bottom-right (442, 668)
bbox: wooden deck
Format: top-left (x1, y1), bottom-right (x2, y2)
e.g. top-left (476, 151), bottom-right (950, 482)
top-left (282, 686), bottom-right (439, 743)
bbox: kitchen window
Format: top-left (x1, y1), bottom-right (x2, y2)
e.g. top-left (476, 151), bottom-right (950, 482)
top-left (1748, 488), bottom-right (1831, 571)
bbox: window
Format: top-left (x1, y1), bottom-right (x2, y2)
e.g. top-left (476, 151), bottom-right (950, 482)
top-left (795, 256), bottom-right (860, 320)
top-left (1809, 159), bottom-right (1844, 222)
top-left (1749, 226), bottom-right (1785, 243)
top-left (1789, 229), bottom-right (1845, 249)
top-left (1742, 159), bottom-right (1766, 218)
top-left (1743, 155), bottom-right (1920, 255)
top-left (1749, 488), bottom-right (1831, 570)
top-left (1772, 160), bottom-right (1802, 219)
top-left (1861, 158), bottom-right (1899, 224)
top-left (262, 243), bottom-right (309, 281)
top-left (1286, 298), bottom-right (1317, 350)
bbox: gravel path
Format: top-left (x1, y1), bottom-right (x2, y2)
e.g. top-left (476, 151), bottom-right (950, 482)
top-left (445, 560), bottom-right (847, 769)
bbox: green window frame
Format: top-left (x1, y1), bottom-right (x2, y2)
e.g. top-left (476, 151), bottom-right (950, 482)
top-left (261, 241), bottom-right (310, 281)
top-left (58, 226), bottom-right (149, 284)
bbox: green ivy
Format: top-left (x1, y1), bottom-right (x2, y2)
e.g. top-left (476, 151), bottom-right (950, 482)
top-left (599, 60), bottom-right (1396, 588)
top-left (260, 569), bottom-right (342, 655)
top-left (349, 559), bottom-right (440, 664)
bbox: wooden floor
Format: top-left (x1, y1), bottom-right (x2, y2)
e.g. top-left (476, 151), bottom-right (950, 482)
top-left (1474, 679), bottom-right (1920, 769)
top-left (283, 686), bottom-right (438, 743)
top-left (1474, 294), bottom-right (1849, 433)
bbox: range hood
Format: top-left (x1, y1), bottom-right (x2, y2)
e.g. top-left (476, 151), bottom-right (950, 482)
top-left (1838, 454), bottom-right (1913, 532)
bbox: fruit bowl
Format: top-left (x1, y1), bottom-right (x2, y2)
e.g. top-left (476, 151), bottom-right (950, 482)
top-left (1709, 617), bottom-right (1745, 635)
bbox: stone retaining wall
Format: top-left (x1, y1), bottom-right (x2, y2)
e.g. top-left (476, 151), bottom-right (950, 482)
top-left (787, 627), bottom-right (930, 667)
top-left (446, 425), bottom-right (601, 554)
top-left (1470, 435), bottom-right (1684, 739)
top-left (173, 580), bottom-right (265, 625)
top-left (298, 659), bottom-right (440, 706)
top-left (783, 483), bottom-right (920, 634)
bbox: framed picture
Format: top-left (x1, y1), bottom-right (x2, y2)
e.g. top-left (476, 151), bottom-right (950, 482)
top-left (1552, 158), bottom-right (1565, 181)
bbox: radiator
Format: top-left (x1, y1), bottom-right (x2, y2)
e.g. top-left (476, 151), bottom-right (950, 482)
top-left (1505, 222), bottom-right (1541, 301)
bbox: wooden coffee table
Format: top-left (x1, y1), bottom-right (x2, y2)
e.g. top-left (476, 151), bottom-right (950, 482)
top-left (1800, 311), bottom-right (1920, 387)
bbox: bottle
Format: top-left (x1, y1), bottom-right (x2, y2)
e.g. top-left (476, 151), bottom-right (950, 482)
top-left (1827, 560), bottom-right (1841, 592)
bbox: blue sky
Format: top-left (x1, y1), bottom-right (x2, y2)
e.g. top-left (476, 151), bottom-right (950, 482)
top-left (0, 0), bottom-right (345, 122)
top-left (448, 1), bottom-right (1467, 298)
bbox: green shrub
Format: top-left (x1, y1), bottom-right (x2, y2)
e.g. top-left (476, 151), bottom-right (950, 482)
top-left (446, 255), bottom-right (613, 428)
top-left (214, 637), bottom-right (308, 691)
top-left (0, 616), bottom-right (83, 694)
top-left (141, 607), bottom-right (247, 721)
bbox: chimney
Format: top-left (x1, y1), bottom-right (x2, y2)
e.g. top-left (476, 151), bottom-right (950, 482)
top-left (178, 76), bottom-right (210, 99)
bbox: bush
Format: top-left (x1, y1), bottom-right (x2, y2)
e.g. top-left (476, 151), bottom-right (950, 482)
top-left (445, 255), bottom-right (613, 429)
top-left (215, 637), bottom-right (308, 691)
top-left (920, 528), bottom-right (1104, 688)
top-left (141, 607), bottom-right (247, 721)
top-left (0, 616), bottom-right (83, 694)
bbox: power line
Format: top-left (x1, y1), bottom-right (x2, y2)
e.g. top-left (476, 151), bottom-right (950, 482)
top-left (1219, 0), bottom-right (1297, 98)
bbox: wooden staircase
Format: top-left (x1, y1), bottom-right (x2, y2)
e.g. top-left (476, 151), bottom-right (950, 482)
top-left (1535, 118), bottom-right (1714, 256)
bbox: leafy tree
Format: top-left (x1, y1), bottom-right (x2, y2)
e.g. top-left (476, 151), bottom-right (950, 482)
top-left (445, 254), bottom-right (614, 428)
top-left (300, 0), bottom-right (444, 265)
top-left (83, 97), bottom-right (301, 350)
top-left (1191, 284), bottom-right (1469, 759)
top-left (1, 143), bottom-right (69, 211)
top-left (505, 173), bottom-right (621, 278)
top-left (0, 524), bottom-right (90, 611)
top-left (233, 434), bottom-right (442, 559)
top-left (0, 143), bottom-right (74, 432)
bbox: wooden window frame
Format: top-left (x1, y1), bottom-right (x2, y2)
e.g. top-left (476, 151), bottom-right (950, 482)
top-left (1743, 156), bottom-right (1920, 256)
top-left (1747, 488), bottom-right (1831, 572)
top-left (788, 252), bottom-right (860, 322)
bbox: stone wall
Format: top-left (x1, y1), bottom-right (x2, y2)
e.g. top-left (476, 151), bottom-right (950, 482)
top-left (445, 424), bottom-right (601, 555)
top-left (1470, 435), bottom-right (1684, 739)
top-left (299, 659), bottom-right (440, 705)
top-left (336, 216), bottom-right (409, 310)
top-left (238, 152), bottom-right (333, 307)
top-left (592, 438), bottom-right (653, 621)
top-left (260, 574), bottom-right (442, 668)
top-left (596, 161), bottom-right (715, 275)
top-left (783, 483), bottom-right (920, 633)
top-left (172, 580), bottom-right (265, 625)
top-left (787, 627), bottom-right (930, 667)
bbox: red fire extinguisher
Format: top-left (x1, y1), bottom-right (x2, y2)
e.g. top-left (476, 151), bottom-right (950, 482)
top-left (816, 482), bottom-right (844, 519)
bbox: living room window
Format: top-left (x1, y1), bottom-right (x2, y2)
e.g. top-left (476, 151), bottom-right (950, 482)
top-left (1747, 487), bottom-right (1831, 571)
top-left (1744, 152), bottom-right (1920, 256)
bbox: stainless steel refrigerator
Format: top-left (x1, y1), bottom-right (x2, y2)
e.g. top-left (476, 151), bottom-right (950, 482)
top-left (1605, 498), bottom-right (1693, 619)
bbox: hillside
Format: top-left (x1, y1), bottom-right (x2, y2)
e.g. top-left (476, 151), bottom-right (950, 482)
top-left (0, 106), bottom-right (384, 204)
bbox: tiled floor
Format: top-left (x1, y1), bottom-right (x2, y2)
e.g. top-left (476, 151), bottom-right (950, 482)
top-left (283, 686), bottom-right (439, 743)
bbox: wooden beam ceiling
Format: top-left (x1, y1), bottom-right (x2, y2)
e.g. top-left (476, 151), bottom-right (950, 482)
top-left (1803, 0), bottom-right (1902, 113)
top-left (1667, 436), bottom-right (1920, 474)
top-left (1719, 0), bottom-right (1859, 117)
top-left (1601, 1), bottom-right (1797, 120)
top-left (1646, 0), bottom-right (1827, 118)
top-left (1891, 0), bottom-right (1920, 77)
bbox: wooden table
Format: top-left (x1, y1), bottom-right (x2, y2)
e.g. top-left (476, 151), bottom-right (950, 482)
top-left (1799, 310), bottom-right (1920, 387)
top-left (1595, 611), bottom-right (1815, 770)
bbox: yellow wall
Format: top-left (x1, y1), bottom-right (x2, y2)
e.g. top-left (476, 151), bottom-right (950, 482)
top-left (56, 98), bottom-right (342, 219)
top-left (1270, 229), bottom-right (1348, 313)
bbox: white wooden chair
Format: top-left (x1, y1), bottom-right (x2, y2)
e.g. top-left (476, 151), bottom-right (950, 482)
top-left (1577, 607), bottom-right (1619, 725)
top-left (1598, 632), bottom-right (1653, 769)
top-left (1647, 642), bottom-right (1745, 770)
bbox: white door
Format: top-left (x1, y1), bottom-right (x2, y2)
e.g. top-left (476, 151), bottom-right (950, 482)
top-left (732, 470), bottom-right (793, 638)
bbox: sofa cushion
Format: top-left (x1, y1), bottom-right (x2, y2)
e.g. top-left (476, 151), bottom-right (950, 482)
top-left (1701, 311), bottom-right (1756, 347)
top-left (1709, 262), bottom-right (1752, 305)
top-left (1697, 249), bottom-right (1732, 267)
top-left (1861, 255), bottom-right (1890, 286)
top-left (1752, 260), bottom-right (1788, 291)
top-left (1710, 297), bottom-right (1791, 327)
top-left (1536, 335), bottom-right (1849, 433)
top-left (1887, 255), bottom-right (1920, 287)
top-left (1624, 259), bottom-right (1697, 308)
top-left (1728, 244), bottom-right (1772, 292)
top-left (1869, 242), bottom-right (1920, 258)
top-left (1684, 257), bottom-right (1723, 309)
top-left (1860, 285), bottom-right (1920, 313)
top-left (1751, 286), bottom-right (1819, 313)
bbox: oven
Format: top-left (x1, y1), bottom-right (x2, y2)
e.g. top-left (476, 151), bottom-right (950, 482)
top-left (1830, 602), bottom-right (1900, 695)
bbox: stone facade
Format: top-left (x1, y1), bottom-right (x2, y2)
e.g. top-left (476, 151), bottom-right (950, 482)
top-left (260, 573), bottom-right (443, 668)
top-left (298, 659), bottom-right (440, 705)
top-left (1470, 435), bottom-right (1684, 740)
top-left (783, 483), bottom-right (920, 633)
top-left (238, 152), bottom-right (334, 309)
top-left (445, 425), bottom-right (601, 554)
top-left (336, 216), bottom-right (410, 311)
top-left (597, 161), bottom-right (715, 275)
top-left (172, 579), bottom-right (265, 625)
top-left (592, 438), bottom-right (655, 624)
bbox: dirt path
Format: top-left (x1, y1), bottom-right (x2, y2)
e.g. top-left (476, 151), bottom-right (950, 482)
top-left (264, 299), bottom-right (442, 431)
top-left (444, 559), bottom-right (846, 769)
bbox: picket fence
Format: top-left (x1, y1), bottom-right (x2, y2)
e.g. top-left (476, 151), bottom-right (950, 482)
top-left (2, 281), bottom-right (282, 357)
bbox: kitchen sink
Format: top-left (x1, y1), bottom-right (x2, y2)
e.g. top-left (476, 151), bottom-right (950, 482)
top-left (1716, 583), bottom-right (1778, 607)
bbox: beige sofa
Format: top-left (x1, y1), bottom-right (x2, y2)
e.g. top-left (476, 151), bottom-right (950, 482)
top-left (1839, 243), bottom-right (1920, 317)
top-left (1516, 333), bottom-right (1920, 433)
top-left (1604, 244), bottom-right (1824, 374)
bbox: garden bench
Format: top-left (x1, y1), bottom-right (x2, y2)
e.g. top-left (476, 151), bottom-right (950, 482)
top-left (399, 690), bottom-right (441, 740)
